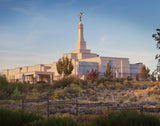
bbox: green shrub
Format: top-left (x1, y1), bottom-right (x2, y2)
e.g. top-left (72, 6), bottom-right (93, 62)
top-left (11, 87), bottom-right (20, 99)
top-left (119, 98), bottom-right (124, 103)
top-left (65, 86), bottom-right (81, 97)
top-left (126, 81), bottom-right (133, 88)
top-left (115, 78), bottom-right (124, 84)
top-left (0, 107), bottom-right (42, 126)
top-left (115, 83), bottom-right (125, 90)
top-left (0, 83), bottom-right (25, 98)
top-left (30, 117), bottom-right (79, 126)
top-left (127, 76), bottom-right (133, 81)
top-left (0, 76), bottom-right (8, 89)
top-left (52, 76), bottom-right (76, 89)
top-left (87, 111), bottom-right (160, 126)
top-left (96, 78), bottom-right (106, 84)
top-left (129, 96), bottom-right (138, 102)
top-left (35, 83), bottom-right (50, 92)
top-left (91, 115), bottom-right (108, 126)
top-left (89, 95), bottom-right (98, 101)
top-left (107, 111), bottom-right (160, 126)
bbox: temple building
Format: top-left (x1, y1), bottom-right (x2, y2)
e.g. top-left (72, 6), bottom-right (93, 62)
top-left (2, 15), bottom-right (142, 83)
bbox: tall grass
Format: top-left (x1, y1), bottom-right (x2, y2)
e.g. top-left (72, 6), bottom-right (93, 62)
top-left (90, 111), bottom-right (160, 126)
top-left (30, 117), bottom-right (79, 126)
top-left (0, 107), bottom-right (160, 126)
top-left (0, 107), bottom-right (42, 126)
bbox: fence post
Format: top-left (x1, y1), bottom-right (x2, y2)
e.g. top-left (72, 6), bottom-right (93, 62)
top-left (76, 99), bottom-right (78, 115)
top-left (107, 106), bottom-right (110, 113)
top-left (140, 106), bottom-right (143, 114)
top-left (47, 94), bottom-right (50, 117)
top-left (22, 96), bottom-right (25, 110)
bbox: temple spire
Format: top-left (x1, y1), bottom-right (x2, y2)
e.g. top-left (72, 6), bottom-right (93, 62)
top-left (76, 12), bottom-right (86, 50)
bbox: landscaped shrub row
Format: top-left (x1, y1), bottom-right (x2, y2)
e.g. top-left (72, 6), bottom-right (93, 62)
top-left (0, 107), bottom-right (160, 126)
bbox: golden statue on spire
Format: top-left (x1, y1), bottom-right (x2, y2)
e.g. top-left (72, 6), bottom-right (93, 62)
top-left (79, 12), bottom-right (83, 22)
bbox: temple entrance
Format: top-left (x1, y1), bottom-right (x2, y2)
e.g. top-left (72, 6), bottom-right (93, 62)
top-left (37, 74), bottom-right (50, 83)
top-left (23, 72), bottom-right (53, 84)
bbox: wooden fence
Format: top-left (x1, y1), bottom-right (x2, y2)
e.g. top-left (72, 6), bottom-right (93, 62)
top-left (0, 97), bottom-right (160, 117)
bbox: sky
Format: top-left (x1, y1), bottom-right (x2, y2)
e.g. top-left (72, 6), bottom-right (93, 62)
top-left (0, 0), bottom-right (160, 73)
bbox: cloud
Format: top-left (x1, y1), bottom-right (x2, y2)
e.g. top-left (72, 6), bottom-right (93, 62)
top-left (100, 36), bottom-right (107, 42)
top-left (9, 1), bottom-right (41, 16)
top-left (10, 7), bottom-right (40, 16)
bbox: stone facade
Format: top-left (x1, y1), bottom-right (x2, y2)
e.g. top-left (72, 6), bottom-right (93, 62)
top-left (2, 20), bottom-right (142, 83)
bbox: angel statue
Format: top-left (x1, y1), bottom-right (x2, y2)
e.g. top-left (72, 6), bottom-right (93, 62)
top-left (79, 12), bottom-right (83, 22)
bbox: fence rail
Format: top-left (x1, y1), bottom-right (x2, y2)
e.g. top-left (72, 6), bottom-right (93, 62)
top-left (0, 97), bottom-right (160, 117)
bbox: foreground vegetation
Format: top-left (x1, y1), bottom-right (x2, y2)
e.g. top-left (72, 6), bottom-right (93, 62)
top-left (0, 107), bottom-right (160, 126)
top-left (1, 76), bottom-right (160, 104)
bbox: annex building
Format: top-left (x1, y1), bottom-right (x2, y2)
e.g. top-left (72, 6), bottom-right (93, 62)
top-left (2, 16), bottom-right (143, 83)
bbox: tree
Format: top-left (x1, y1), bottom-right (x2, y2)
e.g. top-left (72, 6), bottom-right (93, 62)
top-left (56, 58), bottom-right (63, 76)
top-left (104, 63), bottom-right (113, 80)
top-left (86, 69), bottom-right (99, 80)
top-left (56, 57), bottom-right (73, 76)
top-left (140, 65), bottom-right (150, 81)
top-left (63, 57), bottom-right (73, 76)
top-left (158, 75), bottom-right (160, 82)
top-left (12, 87), bottom-right (20, 99)
top-left (152, 29), bottom-right (160, 74)
top-left (0, 76), bottom-right (8, 89)
top-left (136, 74), bottom-right (139, 81)
top-left (151, 72), bottom-right (156, 82)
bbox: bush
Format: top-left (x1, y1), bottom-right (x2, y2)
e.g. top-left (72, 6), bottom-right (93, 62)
top-left (89, 95), bottom-right (98, 101)
top-left (0, 83), bottom-right (25, 98)
top-left (35, 83), bottom-right (50, 92)
top-left (96, 78), bottom-right (106, 84)
top-left (129, 96), bottom-right (138, 102)
top-left (0, 107), bottom-right (42, 126)
top-left (89, 111), bottom-right (160, 126)
top-left (91, 115), bottom-right (108, 126)
top-left (115, 78), bottom-right (124, 84)
top-left (107, 111), bottom-right (160, 126)
top-left (115, 83), bottom-right (125, 90)
top-left (0, 76), bottom-right (8, 89)
top-left (30, 117), bottom-right (79, 126)
top-left (86, 69), bottom-right (99, 80)
top-left (11, 87), bottom-right (20, 99)
top-left (65, 86), bottom-right (81, 97)
top-left (127, 76), bottom-right (133, 81)
top-left (97, 83), bottom-right (105, 90)
top-left (52, 76), bottom-right (76, 89)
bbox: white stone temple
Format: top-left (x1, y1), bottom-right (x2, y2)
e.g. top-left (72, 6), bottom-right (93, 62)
top-left (2, 16), bottom-right (142, 83)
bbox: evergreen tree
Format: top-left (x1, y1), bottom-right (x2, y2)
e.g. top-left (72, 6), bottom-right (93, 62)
top-left (158, 75), bottom-right (160, 82)
top-left (140, 65), bottom-right (150, 81)
top-left (56, 57), bottom-right (73, 76)
top-left (104, 63), bottom-right (113, 80)
top-left (152, 29), bottom-right (160, 74)
top-left (63, 57), bottom-right (73, 76)
top-left (136, 74), bottom-right (139, 81)
top-left (12, 87), bottom-right (20, 99)
top-left (56, 58), bottom-right (63, 76)
top-left (151, 72), bottom-right (156, 82)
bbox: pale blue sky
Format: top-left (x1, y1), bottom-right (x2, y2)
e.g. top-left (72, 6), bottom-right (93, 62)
top-left (0, 0), bottom-right (159, 73)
